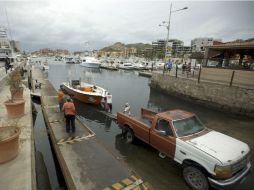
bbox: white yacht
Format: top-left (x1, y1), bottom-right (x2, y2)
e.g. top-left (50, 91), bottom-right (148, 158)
top-left (80, 57), bottom-right (101, 68)
top-left (118, 62), bottom-right (135, 70)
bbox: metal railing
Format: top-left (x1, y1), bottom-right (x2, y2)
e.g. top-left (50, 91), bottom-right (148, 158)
top-left (161, 58), bottom-right (254, 89)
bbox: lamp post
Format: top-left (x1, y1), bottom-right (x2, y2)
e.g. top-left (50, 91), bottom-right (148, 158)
top-left (159, 3), bottom-right (188, 71)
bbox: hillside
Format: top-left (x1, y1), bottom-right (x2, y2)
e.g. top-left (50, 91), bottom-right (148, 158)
top-left (101, 42), bottom-right (152, 52)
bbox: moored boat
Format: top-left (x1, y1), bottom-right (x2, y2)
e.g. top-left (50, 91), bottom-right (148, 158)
top-left (133, 62), bottom-right (146, 70)
top-left (100, 62), bottom-right (118, 70)
top-left (42, 64), bottom-right (49, 70)
top-left (62, 80), bottom-right (108, 105)
top-left (80, 57), bottom-right (101, 68)
top-left (65, 57), bottom-right (76, 64)
top-left (118, 62), bottom-right (135, 70)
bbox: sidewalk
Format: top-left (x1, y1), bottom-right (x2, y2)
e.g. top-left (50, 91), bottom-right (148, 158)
top-left (0, 68), bottom-right (36, 190)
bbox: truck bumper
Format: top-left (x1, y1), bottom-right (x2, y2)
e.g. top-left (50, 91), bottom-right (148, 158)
top-left (208, 162), bottom-right (251, 190)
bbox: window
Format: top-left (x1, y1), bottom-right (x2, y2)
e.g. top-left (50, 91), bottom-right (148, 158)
top-left (156, 119), bottom-right (174, 136)
top-left (173, 116), bottom-right (205, 137)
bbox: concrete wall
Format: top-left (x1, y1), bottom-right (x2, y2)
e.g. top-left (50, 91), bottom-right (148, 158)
top-left (150, 73), bottom-right (254, 117)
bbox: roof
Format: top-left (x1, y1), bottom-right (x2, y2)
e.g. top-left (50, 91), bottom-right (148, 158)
top-left (206, 42), bottom-right (254, 50)
top-left (157, 109), bottom-right (194, 121)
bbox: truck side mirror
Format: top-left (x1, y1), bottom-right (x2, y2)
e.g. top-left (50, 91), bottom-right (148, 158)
top-left (158, 130), bottom-right (167, 136)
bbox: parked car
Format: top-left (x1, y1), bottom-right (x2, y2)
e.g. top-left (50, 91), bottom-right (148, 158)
top-left (117, 108), bottom-right (251, 190)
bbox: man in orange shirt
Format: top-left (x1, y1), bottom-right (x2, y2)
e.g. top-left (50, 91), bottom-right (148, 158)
top-left (57, 86), bottom-right (65, 110)
top-left (62, 97), bottom-right (76, 133)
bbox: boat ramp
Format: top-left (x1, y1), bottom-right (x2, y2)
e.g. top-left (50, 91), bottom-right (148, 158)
top-left (31, 68), bottom-right (149, 190)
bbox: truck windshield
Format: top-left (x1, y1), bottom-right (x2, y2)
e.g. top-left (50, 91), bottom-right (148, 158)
top-left (173, 116), bottom-right (205, 137)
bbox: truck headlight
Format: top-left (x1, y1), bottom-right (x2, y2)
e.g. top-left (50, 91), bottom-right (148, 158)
top-left (214, 165), bottom-right (232, 178)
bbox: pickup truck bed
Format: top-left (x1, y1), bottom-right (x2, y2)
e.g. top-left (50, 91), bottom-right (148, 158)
top-left (117, 108), bottom-right (158, 144)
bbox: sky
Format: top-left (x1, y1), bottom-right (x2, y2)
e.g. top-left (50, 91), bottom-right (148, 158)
top-left (0, 0), bottom-right (253, 51)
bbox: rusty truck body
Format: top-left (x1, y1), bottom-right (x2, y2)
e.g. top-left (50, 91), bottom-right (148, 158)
top-left (117, 108), bottom-right (251, 190)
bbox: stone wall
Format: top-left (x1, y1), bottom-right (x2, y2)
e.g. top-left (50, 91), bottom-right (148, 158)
top-left (150, 73), bottom-right (254, 117)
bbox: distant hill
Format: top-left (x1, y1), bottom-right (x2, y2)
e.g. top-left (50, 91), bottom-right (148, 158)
top-left (245, 38), bottom-right (254, 42)
top-left (100, 42), bottom-right (152, 52)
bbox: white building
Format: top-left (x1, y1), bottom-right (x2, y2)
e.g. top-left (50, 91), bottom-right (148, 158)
top-left (191, 38), bottom-right (222, 52)
top-left (0, 27), bottom-right (16, 61)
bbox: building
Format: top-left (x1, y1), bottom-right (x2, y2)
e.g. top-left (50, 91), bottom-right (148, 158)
top-left (152, 39), bottom-right (188, 58)
top-left (191, 37), bottom-right (222, 52)
top-left (204, 41), bottom-right (254, 68)
top-left (10, 40), bottom-right (21, 52)
top-left (177, 46), bottom-right (192, 55)
top-left (31, 48), bottom-right (70, 57)
top-left (0, 27), bottom-right (15, 62)
top-left (96, 47), bottom-right (137, 58)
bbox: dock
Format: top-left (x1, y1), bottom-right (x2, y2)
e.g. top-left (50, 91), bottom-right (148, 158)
top-left (0, 63), bottom-right (36, 190)
top-left (32, 68), bottom-right (149, 190)
top-left (138, 71), bottom-right (152, 78)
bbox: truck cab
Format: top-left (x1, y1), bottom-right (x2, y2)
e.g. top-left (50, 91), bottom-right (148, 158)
top-left (117, 108), bottom-right (251, 190)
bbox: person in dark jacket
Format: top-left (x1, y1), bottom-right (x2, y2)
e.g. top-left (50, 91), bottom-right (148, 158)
top-left (5, 56), bottom-right (10, 74)
top-left (186, 62), bottom-right (191, 77)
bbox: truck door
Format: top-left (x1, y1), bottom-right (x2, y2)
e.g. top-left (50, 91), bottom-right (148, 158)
top-left (150, 118), bottom-right (176, 158)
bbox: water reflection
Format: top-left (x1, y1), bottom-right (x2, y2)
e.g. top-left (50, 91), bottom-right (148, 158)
top-left (75, 99), bottom-right (113, 132)
top-left (82, 67), bottom-right (101, 73)
top-left (33, 102), bottom-right (66, 190)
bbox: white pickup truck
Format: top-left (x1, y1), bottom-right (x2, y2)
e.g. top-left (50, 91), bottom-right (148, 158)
top-left (117, 108), bottom-right (251, 190)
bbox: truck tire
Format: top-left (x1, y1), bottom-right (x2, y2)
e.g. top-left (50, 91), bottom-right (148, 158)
top-left (125, 128), bottom-right (134, 144)
top-left (183, 166), bottom-right (209, 190)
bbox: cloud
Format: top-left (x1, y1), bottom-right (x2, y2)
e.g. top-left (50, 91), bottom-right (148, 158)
top-left (0, 0), bottom-right (253, 51)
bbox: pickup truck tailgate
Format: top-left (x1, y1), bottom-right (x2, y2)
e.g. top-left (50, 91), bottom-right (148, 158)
top-left (117, 112), bottom-right (150, 144)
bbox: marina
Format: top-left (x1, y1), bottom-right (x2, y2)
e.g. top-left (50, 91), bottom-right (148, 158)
top-left (0, 58), bottom-right (254, 190)
top-left (0, 1), bottom-right (254, 190)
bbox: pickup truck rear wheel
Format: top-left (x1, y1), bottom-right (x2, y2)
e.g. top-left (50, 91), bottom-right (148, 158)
top-left (183, 166), bottom-right (209, 190)
top-left (125, 128), bottom-right (134, 144)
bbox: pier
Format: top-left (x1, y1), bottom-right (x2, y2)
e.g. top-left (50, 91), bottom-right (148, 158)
top-left (0, 64), bottom-right (36, 190)
top-left (32, 68), bottom-right (149, 190)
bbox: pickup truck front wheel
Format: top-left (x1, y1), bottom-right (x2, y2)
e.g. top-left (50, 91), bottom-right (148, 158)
top-left (125, 128), bottom-right (134, 144)
top-left (183, 166), bottom-right (209, 190)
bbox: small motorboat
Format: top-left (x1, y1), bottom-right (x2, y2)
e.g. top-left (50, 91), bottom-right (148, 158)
top-left (62, 80), bottom-right (108, 105)
top-left (65, 57), bottom-right (76, 64)
top-left (42, 64), bottom-right (49, 70)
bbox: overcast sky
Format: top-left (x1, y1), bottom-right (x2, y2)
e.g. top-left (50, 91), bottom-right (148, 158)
top-left (0, 0), bottom-right (253, 51)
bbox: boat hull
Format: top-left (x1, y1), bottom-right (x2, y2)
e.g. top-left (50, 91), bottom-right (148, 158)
top-left (80, 63), bottom-right (101, 68)
top-left (100, 65), bottom-right (118, 70)
top-left (118, 66), bottom-right (135, 70)
top-left (62, 85), bottom-right (103, 105)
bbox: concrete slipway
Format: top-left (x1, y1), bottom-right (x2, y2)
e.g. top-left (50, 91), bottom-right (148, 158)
top-left (32, 67), bottom-right (149, 190)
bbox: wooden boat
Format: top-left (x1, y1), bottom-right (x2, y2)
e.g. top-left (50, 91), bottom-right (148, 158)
top-left (62, 80), bottom-right (108, 105)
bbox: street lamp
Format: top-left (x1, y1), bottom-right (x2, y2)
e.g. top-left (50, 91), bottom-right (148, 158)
top-left (159, 3), bottom-right (188, 65)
